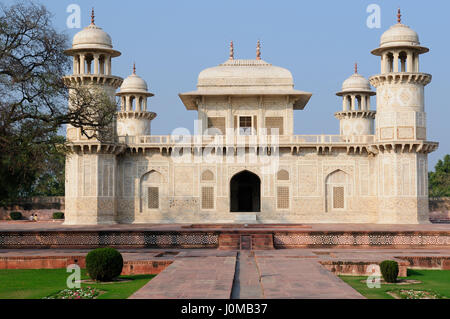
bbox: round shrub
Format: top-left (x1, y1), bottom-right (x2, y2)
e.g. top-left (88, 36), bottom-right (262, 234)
top-left (52, 212), bottom-right (65, 220)
top-left (379, 260), bottom-right (399, 283)
top-left (86, 248), bottom-right (123, 282)
top-left (9, 211), bottom-right (22, 220)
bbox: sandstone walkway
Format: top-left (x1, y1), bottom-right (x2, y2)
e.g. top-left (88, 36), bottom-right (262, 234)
top-left (129, 256), bottom-right (236, 299)
top-left (130, 250), bottom-right (364, 299)
top-left (256, 257), bottom-right (364, 299)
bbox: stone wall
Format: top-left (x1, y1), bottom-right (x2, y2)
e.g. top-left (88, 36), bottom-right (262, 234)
top-left (429, 197), bottom-right (450, 221)
top-left (0, 197), bottom-right (64, 221)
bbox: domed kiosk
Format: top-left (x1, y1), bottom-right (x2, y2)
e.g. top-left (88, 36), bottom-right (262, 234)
top-left (335, 64), bottom-right (376, 139)
top-left (116, 64), bottom-right (156, 137)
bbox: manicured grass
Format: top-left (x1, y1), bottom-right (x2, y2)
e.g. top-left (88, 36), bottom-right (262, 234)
top-left (0, 268), bottom-right (155, 299)
top-left (340, 269), bottom-right (450, 299)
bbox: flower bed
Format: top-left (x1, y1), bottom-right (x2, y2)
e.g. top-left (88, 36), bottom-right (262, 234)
top-left (388, 289), bottom-right (442, 299)
top-left (44, 287), bottom-right (102, 299)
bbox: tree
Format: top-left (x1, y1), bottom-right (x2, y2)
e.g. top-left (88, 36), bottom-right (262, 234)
top-left (429, 154), bottom-right (450, 197)
top-left (0, 1), bottom-right (118, 205)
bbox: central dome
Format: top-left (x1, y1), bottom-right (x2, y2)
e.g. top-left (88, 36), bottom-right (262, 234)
top-left (72, 24), bottom-right (113, 50)
top-left (197, 59), bottom-right (294, 89)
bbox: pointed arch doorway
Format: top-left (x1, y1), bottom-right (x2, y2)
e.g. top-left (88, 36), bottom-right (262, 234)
top-left (230, 170), bottom-right (261, 212)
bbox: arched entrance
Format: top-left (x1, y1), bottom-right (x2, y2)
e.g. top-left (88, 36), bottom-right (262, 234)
top-left (230, 170), bottom-right (261, 212)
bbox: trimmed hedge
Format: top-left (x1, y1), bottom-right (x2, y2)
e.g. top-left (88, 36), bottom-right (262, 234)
top-left (380, 260), bottom-right (399, 283)
top-left (86, 247), bottom-right (123, 282)
top-left (9, 211), bottom-right (22, 220)
top-left (52, 212), bottom-right (65, 219)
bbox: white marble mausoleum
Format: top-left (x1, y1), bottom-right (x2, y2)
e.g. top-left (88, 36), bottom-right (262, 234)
top-left (64, 10), bottom-right (438, 225)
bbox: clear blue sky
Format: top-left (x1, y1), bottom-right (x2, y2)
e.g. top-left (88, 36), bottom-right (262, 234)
top-left (7, 0), bottom-right (449, 168)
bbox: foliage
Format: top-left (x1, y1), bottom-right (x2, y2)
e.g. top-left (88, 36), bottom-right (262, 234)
top-left (52, 212), bottom-right (64, 219)
top-left (0, 1), bottom-right (118, 205)
top-left (9, 211), bottom-right (22, 220)
top-left (44, 287), bottom-right (101, 299)
top-left (429, 154), bottom-right (450, 197)
top-left (0, 268), bottom-right (154, 299)
top-left (85, 248), bottom-right (124, 282)
top-left (340, 269), bottom-right (450, 299)
top-left (379, 260), bottom-right (399, 283)
top-left (393, 289), bottom-right (441, 299)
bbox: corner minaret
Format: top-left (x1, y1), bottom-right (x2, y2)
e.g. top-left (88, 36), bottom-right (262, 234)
top-left (116, 64), bottom-right (156, 137)
top-left (370, 8), bottom-right (431, 142)
top-left (63, 10), bottom-right (124, 225)
top-left (369, 9), bottom-right (438, 224)
top-left (335, 63), bottom-right (376, 140)
top-left (63, 8), bottom-right (123, 142)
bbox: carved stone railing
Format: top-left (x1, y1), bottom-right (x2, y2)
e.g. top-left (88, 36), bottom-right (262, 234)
top-left (117, 134), bottom-right (375, 146)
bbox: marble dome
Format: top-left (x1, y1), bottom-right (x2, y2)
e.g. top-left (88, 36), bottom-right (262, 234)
top-left (117, 70), bottom-right (153, 96)
top-left (197, 59), bottom-right (294, 89)
top-left (341, 73), bottom-right (371, 92)
top-left (72, 24), bottom-right (113, 50)
top-left (380, 23), bottom-right (420, 48)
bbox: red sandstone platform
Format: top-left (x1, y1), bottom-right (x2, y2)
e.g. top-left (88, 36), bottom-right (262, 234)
top-left (0, 222), bottom-right (449, 249)
top-left (1, 221), bottom-right (450, 232)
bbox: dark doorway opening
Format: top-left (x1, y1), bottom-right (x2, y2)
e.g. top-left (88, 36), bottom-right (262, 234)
top-left (230, 170), bottom-right (261, 212)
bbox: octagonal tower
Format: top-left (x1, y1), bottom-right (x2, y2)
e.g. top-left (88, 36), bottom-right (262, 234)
top-left (370, 9), bottom-right (437, 224)
top-left (63, 10), bottom-right (124, 225)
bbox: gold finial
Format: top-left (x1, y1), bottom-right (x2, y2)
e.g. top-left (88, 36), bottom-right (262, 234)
top-left (133, 62), bottom-right (136, 75)
top-left (229, 41), bottom-right (234, 60)
top-left (91, 7), bottom-right (95, 25)
top-left (256, 40), bottom-right (261, 60)
top-left (397, 8), bottom-right (401, 24)
top-left (354, 62), bottom-right (358, 74)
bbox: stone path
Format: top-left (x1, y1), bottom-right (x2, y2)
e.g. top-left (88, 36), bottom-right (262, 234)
top-left (129, 256), bottom-right (236, 299)
top-left (256, 257), bottom-right (364, 299)
top-left (130, 250), bottom-right (364, 299)
top-left (231, 252), bottom-right (263, 299)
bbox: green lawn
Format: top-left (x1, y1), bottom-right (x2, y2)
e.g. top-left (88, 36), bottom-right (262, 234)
top-left (340, 269), bottom-right (450, 299)
top-left (0, 268), bottom-right (155, 299)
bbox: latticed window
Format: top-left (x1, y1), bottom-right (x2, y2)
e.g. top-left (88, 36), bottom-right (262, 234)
top-left (333, 186), bottom-right (344, 209)
top-left (277, 186), bottom-right (289, 209)
top-left (239, 116), bottom-right (252, 135)
top-left (148, 187), bottom-right (159, 209)
top-left (207, 117), bottom-right (226, 135)
top-left (265, 117), bottom-right (284, 135)
top-left (239, 116), bottom-right (252, 128)
top-left (202, 187), bottom-right (214, 209)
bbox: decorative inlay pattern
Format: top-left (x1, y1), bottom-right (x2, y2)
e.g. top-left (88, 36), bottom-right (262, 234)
top-left (168, 198), bottom-right (199, 209)
top-left (0, 232), bottom-right (218, 248)
top-left (274, 234), bottom-right (450, 246)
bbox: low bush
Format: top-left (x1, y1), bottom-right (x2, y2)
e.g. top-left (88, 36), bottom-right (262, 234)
top-left (52, 212), bottom-right (65, 219)
top-left (86, 248), bottom-right (123, 282)
top-left (9, 211), bottom-right (22, 220)
top-left (380, 260), bottom-right (399, 283)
